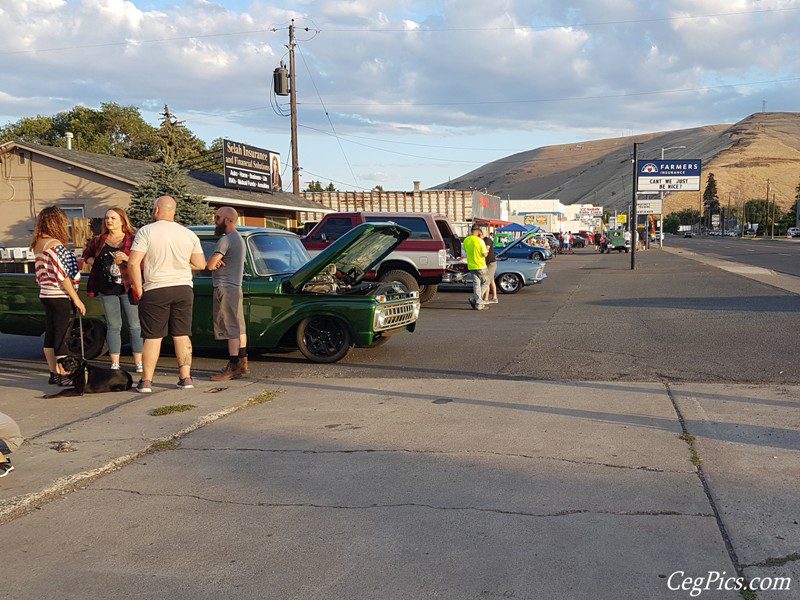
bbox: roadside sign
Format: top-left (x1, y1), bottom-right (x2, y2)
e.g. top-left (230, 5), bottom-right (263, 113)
top-left (222, 139), bottom-right (282, 193)
top-left (616, 214), bottom-right (627, 224)
top-left (712, 214), bottom-right (720, 226)
top-left (637, 159), bottom-right (701, 192)
top-left (637, 199), bottom-right (663, 215)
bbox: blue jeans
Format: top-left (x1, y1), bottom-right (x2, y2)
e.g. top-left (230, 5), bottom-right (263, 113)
top-left (469, 269), bottom-right (488, 307)
top-left (99, 293), bottom-right (143, 356)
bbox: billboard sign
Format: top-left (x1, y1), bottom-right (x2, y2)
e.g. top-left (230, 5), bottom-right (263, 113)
top-left (637, 159), bottom-right (701, 192)
top-left (637, 199), bottom-right (663, 215)
top-left (616, 214), bottom-right (627, 224)
top-left (222, 140), bottom-right (282, 193)
top-left (472, 191), bottom-right (504, 222)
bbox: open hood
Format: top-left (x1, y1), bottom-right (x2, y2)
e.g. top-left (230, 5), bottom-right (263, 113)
top-left (287, 222), bottom-right (410, 291)
top-left (496, 231), bottom-right (545, 257)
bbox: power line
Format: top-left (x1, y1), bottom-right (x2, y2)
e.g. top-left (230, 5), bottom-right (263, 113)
top-left (296, 44), bottom-right (360, 188)
top-left (0, 26), bottom-right (286, 56)
top-left (301, 169), bottom-right (373, 191)
top-left (311, 6), bottom-right (800, 32)
top-left (5, 6), bottom-right (796, 57)
top-left (298, 76), bottom-right (800, 107)
top-left (301, 127), bottom-right (530, 152)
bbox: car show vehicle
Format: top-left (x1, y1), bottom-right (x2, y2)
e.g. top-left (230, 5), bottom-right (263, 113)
top-left (494, 232), bottom-right (553, 261)
top-left (603, 229), bottom-right (631, 253)
top-left (0, 223), bottom-right (421, 364)
top-left (441, 255), bottom-right (546, 294)
top-left (302, 212), bottom-right (460, 303)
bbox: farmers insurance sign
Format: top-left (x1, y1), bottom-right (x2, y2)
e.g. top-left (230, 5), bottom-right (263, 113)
top-left (222, 140), bottom-right (282, 193)
top-left (472, 191), bottom-right (504, 221)
top-left (637, 160), bottom-right (701, 192)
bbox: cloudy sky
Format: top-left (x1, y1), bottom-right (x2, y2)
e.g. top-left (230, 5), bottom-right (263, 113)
top-left (2, 0), bottom-right (799, 191)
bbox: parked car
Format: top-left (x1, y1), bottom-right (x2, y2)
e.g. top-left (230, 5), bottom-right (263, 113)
top-left (442, 256), bottom-right (546, 294)
top-left (683, 231), bottom-right (693, 238)
top-left (787, 227), bottom-right (800, 238)
top-left (302, 212), bottom-right (459, 303)
top-left (494, 231), bottom-right (552, 261)
top-left (0, 224), bottom-right (421, 364)
top-left (603, 228), bottom-right (630, 253)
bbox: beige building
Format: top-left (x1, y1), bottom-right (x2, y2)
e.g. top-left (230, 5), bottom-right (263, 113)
top-left (0, 141), bottom-right (328, 247)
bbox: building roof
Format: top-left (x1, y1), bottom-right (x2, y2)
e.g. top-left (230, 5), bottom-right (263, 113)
top-left (0, 141), bottom-right (328, 213)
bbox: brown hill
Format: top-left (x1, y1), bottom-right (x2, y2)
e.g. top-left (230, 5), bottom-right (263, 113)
top-left (436, 112), bottom-right (800, 214)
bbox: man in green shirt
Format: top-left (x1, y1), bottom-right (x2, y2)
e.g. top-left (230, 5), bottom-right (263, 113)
top-left (462, 225), bottom-right (489, 310)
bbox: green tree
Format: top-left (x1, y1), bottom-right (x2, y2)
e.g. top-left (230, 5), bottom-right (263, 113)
top-left (743, 199), bottom-right (770, 235)
top-left (128, 164), bottom-right (212, 229)
top-left (0, 114), bottom-right (59, 145)
top-left (325, 182), bottom-right (336, 192)
top-left (305, 180), bottom-right (324, 192)
top-left (157, 105), bottom-right (206, 165)
top-left (373, 185), bottom-right (384, 192)
top-left (703, 173), bottom-right (720, 227)
top-left (663, 213), bottom-right (680, 234)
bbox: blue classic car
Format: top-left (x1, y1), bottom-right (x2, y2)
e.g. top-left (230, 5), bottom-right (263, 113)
top-left (494, 232), bottom-right (553, 261)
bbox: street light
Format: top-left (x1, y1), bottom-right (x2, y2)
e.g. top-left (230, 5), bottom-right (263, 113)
top-left (659, 145), bottom-right (687, 247)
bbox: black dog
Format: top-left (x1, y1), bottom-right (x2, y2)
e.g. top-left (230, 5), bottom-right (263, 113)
top-left (43, 356), bottom-right (133, 398)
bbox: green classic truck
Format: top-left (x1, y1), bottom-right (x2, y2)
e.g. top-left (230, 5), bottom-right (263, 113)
top-left (0, 222), bottom-right (420, 363)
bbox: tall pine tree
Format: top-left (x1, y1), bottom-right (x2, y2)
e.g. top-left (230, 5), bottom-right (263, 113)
top-left (128, 164), bottom-right (213, 229)
top-left (703, 173), bottom-right (720, 228)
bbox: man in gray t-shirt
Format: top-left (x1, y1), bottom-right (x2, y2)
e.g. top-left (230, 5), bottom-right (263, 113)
top-left (207, 207), bottom-right (248, 380)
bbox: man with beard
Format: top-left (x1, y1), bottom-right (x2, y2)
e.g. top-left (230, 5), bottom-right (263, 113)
top-left (207, 206), bottom-right (248, 380)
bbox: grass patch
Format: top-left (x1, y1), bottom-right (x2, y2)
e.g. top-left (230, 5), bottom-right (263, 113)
top-left (245, 390), bottom-right (279, 407)
top-left (741, 585), bottom-right (757, 600)
top-left (149, 404), bottom-right (196, 417)
top-left (148, 438), bottom-right (180, 453)
top-left (678, 433), bottom-right (702, 466)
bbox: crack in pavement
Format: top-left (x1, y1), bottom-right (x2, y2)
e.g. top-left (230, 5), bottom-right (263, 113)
top-left (742, 552), bottom-right (800, 569)
top-left (89, 487), bottom-right (714, 519)
top-left (176, 446), bottom-right (683, 473)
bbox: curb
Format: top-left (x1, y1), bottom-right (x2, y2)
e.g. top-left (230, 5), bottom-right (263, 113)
top-left (0, 388), bottom-right (279, 525)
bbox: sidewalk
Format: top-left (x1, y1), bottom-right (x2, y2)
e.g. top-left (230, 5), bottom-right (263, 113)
top-left (0, 365), bottom-right (278, 523)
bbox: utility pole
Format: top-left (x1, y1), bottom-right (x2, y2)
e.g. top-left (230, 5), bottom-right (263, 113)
top-left (288, 20), bottom-right (300, 195)
top-left (765, 179), bottom-right (771, 239)
top-left (771, 192), bottom-right (776, 239)
top-left (631, 142), bottom-right (639, 270)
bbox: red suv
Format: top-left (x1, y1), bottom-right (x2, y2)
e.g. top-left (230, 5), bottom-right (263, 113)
top-left (302, 212), bottom-right (460, 302)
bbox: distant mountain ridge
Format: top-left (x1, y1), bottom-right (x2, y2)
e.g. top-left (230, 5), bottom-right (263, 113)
top-left (434, 112), bottom-right (800, 213)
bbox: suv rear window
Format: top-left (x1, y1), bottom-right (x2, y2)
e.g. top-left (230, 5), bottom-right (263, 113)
top-left (313, 217), bottom-right (352, 241)
top-left (365, 217), bottom-right (432, 239)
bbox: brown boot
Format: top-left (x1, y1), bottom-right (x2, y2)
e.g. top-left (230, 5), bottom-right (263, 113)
top-left (239, 356), bottom-right (249, 376)
top-left (211, 361), bottom-right (241, 381)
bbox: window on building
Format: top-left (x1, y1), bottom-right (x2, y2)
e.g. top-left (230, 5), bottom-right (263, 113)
top-left (264, 217), bottom-right (291, 231)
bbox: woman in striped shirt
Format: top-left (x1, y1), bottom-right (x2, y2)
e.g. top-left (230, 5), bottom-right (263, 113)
top-left (31, 206), bottom-right (86, 385)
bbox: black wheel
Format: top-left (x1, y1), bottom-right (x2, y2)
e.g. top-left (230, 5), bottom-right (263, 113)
top-left (68, 318), bottom-right (107, 359)
top-left (379, 269), bottom-right (420, 294)
top-left (418, 284), bottom-right (438, 303)
top-left (296, 316), bottom-right (352, 363)
top-left (532, 252), bottom-right (544, 261)
top-left (496, 273), bottom-right (522, 294)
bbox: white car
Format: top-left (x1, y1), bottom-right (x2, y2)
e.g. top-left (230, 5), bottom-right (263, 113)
top-left (787, 227), bottom-right (800, 238)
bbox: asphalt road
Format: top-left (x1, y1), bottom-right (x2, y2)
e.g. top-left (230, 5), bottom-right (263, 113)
top-left (669, 234), bottom-right (800, 276)
top-left (3, 245), bottom-right (800, 383)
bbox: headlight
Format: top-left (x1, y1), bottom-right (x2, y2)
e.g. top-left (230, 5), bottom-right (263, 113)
top-left (375, 309), bottom-right (387, 328)
top-left (409, 290), bottom-right (419, 299)
top-left (413, 301), bottom-right (421, 319)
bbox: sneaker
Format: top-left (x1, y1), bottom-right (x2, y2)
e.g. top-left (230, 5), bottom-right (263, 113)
top-left (210, 362), bottom-right (241, 382)
top-left (468, 298), bottom-right (477, 310)
top-left (48, 372), bottom-right (59, 385)
top-left (135, 362), bottom-right (143, 373)
top-left (136, 379), bottom-right (152, 393)
top-left (0, 461), bottom-right (13, 478)
top-left (58, 375), bottom-right (73, 387)
top-left (177, 377), bottom-right (194, 390)
top-left (110, 362), bottom-right (120, 370)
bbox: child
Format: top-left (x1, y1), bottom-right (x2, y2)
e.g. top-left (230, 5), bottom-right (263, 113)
top-left (0, 411), bottom-right (23, 477)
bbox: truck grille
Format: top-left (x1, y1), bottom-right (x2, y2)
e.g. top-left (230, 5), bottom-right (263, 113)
top-left (375, 301), bottom-right (418, 331)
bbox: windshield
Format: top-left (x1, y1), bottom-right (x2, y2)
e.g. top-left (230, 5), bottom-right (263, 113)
top-left (335, 230), bottom-right (402, 282)
top-left (248, 234), bottom-right (311, 276)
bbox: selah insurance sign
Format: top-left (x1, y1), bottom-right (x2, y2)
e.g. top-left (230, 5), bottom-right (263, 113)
top-left (637, 159), bottom-right (701, 192)
top-left (222, 140), bottom-right (282, 193)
